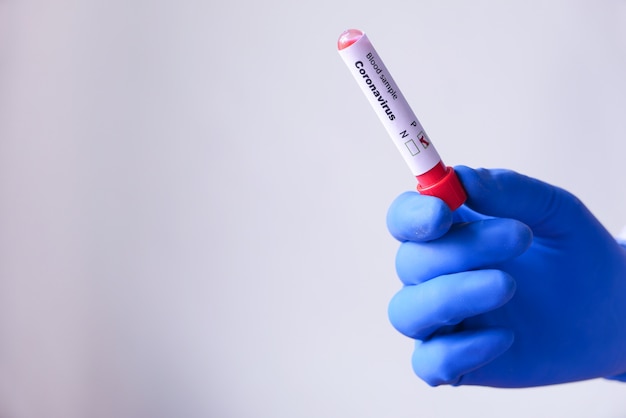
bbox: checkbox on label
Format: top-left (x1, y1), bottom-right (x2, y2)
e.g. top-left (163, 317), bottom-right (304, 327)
top-left (405, 139), bottom-right (420, 156)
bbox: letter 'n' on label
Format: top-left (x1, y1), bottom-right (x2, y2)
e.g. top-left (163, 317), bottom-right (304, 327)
top-left (405, 139), bottom-right (420, 156)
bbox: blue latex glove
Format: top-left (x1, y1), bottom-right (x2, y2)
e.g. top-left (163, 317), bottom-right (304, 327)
top-left (387, 166), bottom-right (626, 387)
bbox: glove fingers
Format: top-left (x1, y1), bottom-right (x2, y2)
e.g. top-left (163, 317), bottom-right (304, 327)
top-left (388, 270), bottom-right (516, 340)
top-left (396, 218), bottom-right (532, 285)
top-left (386, 192), bottom-right (453, 242)
top-left (454, 166), bottom-right (579, 236)
top-left (452, 204), bottom-right (491, 224)
top-left (412, 328), bottom-right (514, 386)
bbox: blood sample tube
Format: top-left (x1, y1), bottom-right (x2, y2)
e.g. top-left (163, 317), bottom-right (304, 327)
top-left (338, 29), bottom-right (466, 209)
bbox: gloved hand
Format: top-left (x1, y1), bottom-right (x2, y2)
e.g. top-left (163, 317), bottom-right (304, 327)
top-left (386, 166), bottom-right (626, 387)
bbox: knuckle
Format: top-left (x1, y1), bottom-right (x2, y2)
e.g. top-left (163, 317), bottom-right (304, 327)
top-left (412, 342), bottom-right (461, 386)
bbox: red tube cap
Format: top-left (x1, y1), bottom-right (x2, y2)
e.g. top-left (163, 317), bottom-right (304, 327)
top-left (417, 166), bottom-right (466, 210)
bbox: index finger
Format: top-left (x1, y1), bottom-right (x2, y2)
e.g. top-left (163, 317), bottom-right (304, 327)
top-left (386, 191), bottom-right (453, 242)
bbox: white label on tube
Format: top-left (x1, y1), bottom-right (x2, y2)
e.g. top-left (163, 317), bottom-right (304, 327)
top-left (338, 33), bottom-right (441, 176)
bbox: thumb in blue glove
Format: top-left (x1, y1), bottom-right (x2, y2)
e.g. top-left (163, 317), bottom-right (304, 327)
top-left (387, 166), bottom-right (626, 387)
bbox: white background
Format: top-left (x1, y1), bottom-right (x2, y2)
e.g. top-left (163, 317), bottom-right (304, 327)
top-left (2, 0), bottom-right (626, 417)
